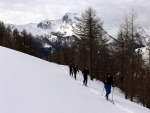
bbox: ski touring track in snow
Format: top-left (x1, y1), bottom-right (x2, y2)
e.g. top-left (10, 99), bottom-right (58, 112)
top-left (89, 88), bottom-right (134, 113)
top-left (61, 65), bottom-right (134, 113)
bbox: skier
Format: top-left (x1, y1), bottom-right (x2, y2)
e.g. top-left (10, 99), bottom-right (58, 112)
top-left (69, 63), bottom-right (73, 76)
top-left (73, 65), bottom-right (78, 79)
top-left (82, 67), bottom-right (89, 86)
top-left (103, 73), bottom-right (114, 100)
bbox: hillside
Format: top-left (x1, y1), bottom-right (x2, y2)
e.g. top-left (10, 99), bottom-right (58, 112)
top-left (0, 46), bottom-right (149, 113)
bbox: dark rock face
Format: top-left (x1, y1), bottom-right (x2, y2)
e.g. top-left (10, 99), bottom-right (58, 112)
top-left (37, 21), bottom-right (52, 29)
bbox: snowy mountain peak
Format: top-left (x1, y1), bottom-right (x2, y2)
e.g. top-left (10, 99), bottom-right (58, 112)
top-left (138, 27), bottom-right (148, 37)
top-left (137, 27), bottom-right (150, 46)
top-left (36, 13), bottom-right (80, 30)
top-left (62, 13), bottom-right (80, 24)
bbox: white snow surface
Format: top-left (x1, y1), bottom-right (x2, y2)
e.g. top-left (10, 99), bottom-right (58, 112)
top-left (0, 46), bottom-right (150, 113)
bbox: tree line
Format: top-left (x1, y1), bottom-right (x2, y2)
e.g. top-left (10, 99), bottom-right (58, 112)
top-left (0, 7), bottom-right (150, 108)
top-left (48, 7), bottom-right (150, 108)
top-left (0, 22), bottom-right (42, 58)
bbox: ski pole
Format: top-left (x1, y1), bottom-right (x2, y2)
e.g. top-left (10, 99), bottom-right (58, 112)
top-left (78, 71), bottom-right (80, 81)
top-left (101, 86), bottom-right (104, 96)
top-left (112, 87), bottom-right (115, 103)
top-left (78, 71), bottom-right (82, 82)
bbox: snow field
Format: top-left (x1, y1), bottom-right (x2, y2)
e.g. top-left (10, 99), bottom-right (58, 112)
top-left (0, 46), bottom-right (149, 113)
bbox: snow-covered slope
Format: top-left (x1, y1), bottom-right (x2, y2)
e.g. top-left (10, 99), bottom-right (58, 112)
top-left (0, 46), bottom-right (149, 113)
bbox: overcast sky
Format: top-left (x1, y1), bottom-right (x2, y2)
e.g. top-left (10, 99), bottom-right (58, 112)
top-left (0, 0), bottom-right (149, 28)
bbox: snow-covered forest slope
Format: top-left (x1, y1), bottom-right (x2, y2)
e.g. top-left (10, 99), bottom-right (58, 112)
top-left (0, 46), bottom-right (149, 113)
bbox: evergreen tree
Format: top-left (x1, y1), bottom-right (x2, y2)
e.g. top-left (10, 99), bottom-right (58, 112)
top-left (12, 28), bottom-right (23, 51)
top-left (0, 22), bottom-right (5, 46)
top-left (115, 9), bottom-right (141, 101)
top-left (73, 7), bottom-right (103, 80)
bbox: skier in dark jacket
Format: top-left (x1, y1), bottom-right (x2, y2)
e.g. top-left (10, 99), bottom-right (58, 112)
top-left (103, 73), bottom-right (114, 100)
top-left (69, 63), bottom-right (73, 76)
top-left (82, 67), bottom-right (89, 86)
top-left (73, 65), bottom-right (78, 79)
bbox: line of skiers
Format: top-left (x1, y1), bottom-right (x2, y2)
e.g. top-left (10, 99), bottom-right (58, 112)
top-left (68, 63), bottom-right (114, 100)
top-left (69, 63), bottom-right (89, 86)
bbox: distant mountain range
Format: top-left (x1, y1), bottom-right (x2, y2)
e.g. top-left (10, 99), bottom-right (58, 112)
top-left (6, 13), bottom-right (115, 48)
top-left (5, 13), bottom-right (150, 58)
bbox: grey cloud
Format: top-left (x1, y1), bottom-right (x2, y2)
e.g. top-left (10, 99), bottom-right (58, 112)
top-left (0, 0), bottom-right (149, 28)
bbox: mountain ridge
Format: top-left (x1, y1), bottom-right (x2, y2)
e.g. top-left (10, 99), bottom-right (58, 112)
top-left (5, 13), bottom-right (150, 54)
top-left (6, 13), bottom-right (113, 40)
